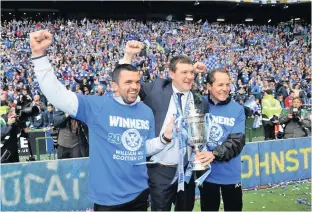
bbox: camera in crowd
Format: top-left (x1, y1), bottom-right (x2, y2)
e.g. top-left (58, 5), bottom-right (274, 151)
top-left (0, 103), bottom-right (40, 163)
top-left (292, 108), bottom-right (301, 121)
top-left (15, 104), bottom-right (40, 125)
top-left (49, 126), bottom-right (59, 148)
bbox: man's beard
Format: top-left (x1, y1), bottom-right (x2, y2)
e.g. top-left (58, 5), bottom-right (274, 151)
top-left (121, 95), bottom-right (136, 105)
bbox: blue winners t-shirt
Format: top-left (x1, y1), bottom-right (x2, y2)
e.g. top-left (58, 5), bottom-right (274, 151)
top-left (206, 100), bottom-right (245, 185)
top-left (75, 94), bottom-right (155, 206)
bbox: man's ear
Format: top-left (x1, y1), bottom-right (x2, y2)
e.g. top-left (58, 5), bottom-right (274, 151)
top-left (169, 70), bottom-right (175, 80)
top-left (207, 83), bottom-right (212, 92)
top-left (111, 82), bottom-right (118, 92)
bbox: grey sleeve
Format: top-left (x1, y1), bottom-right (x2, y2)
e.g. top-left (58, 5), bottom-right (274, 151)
top-left (32, 56), bottom-right (79, 117)
top-left (145, 137), bottom-right (167, 157)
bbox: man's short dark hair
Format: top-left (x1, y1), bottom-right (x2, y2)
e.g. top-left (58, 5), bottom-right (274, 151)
top-left (112, 64), bottom-right (138, 84)
top-left (169, 55), bottom-right (193, 73)
top-left (206, 68), bottom-right (230, 85)
top-left (47, 103), bottom-right (53, 108)
top-left (265, 89), bottom-right (273, 95)
top-left (292, 97), bottom-right (302, 103)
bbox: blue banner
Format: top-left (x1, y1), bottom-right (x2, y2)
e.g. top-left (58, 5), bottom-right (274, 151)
top-left (1, 158), bottom-right (92, 211)
top-left (241, 137), bottom-right (311, 188)
top-left (1, 137), bottom-right (311, 211)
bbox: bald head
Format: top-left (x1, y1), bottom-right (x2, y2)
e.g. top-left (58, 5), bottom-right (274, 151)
top-left (97, 85), bottom-right (104, 93)
top-left (34, 95), bottom-right (40, 102)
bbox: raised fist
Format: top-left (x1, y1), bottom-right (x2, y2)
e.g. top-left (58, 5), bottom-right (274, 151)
top-left (193, 62), bottom-right (206, 73)
top-left (29, 30), bottom-right (53, 57)
top-left (125, 40), bottom-right (144, 56)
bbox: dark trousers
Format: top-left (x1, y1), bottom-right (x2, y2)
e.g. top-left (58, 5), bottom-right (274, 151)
top-left (199, 181), bottom-right (243, 211)
top-left (148, 164), bottom-right (195, 211)
top-left (57, 145), bottom-right (81, 159)
top-left (93, 189), bottom-right (149, 211)
top-left (263, 124), bottom-right (275, 140)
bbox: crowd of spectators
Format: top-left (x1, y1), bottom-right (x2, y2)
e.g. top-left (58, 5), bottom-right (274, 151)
top-left (0, 18), bottom-right (311, 137)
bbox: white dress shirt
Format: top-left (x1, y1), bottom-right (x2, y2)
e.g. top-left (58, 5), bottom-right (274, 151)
top-left (156, 84), bottom-right (194, 165)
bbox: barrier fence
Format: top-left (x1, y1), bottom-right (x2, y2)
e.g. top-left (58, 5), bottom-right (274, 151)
top-left (1, 137), bottom-right (311, 211)
top-left (18, 129), bottom-right (54, 159)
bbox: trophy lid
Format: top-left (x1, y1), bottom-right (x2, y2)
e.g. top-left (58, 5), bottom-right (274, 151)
top-left (188, 100), bottom-right (200, 117)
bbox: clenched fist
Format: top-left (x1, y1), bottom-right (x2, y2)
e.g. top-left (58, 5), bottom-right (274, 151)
top-left (193, 62), bottom-right (206, 73)
top-left (125, 40), bottom-right (144, 56)
top-left (29, 30), bottom-right (53, 57)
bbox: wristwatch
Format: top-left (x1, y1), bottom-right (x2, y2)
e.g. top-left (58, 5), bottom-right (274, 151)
top-left (161, 133), bottom-right (171, 144)
top-left (212, 149), bottom-right (222, 159)
top-left (31, 54), bottom-right (47, 60)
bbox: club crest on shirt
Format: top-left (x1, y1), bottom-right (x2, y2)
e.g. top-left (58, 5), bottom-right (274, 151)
top-left (121, 129), bottom-right (143, 151)
top-left (209, 123), bottom-right (223, 142)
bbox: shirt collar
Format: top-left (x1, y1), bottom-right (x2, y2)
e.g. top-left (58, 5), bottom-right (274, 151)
top-left (207, 94), bottom-right (231, 106)
top-left (113, 94), bottom-right (140, 106)
top-left (172, 84), bottom-right (189, 96)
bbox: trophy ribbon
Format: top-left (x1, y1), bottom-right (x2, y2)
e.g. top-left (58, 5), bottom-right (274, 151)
top-left (185, 147), bottom-right (212, 187)
top-left (170, 93), bottom-right (192, 192)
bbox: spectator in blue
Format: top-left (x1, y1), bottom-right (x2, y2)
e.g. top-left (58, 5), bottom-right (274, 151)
top-left (44, 103), bottom-right (55, 127)
top-left (235, 87), bottom-right (248, 103)
top-left (277, 95), bottom-right (285, 108)
top-left (277, 81), bottom-right (290, 100)
top-left (251, 82), bottom-right (262, 99)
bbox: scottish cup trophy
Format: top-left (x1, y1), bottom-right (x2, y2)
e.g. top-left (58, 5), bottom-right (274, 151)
top-left (186, 101), bottom-right (209, 171)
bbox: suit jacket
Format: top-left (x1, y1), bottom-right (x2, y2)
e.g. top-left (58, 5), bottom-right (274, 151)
top-left (140, 78), bottom-right (209, 136)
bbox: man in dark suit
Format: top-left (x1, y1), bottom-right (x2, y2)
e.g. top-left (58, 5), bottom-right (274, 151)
top-left (119, 41), bottom-right (210, 211)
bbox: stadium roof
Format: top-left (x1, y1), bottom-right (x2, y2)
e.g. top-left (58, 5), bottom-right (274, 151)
top-left (1, 1), bottom-right (311, 24)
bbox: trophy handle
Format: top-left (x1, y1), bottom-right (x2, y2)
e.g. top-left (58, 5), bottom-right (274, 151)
top-left (205, 113), bottom-right (212, 144)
